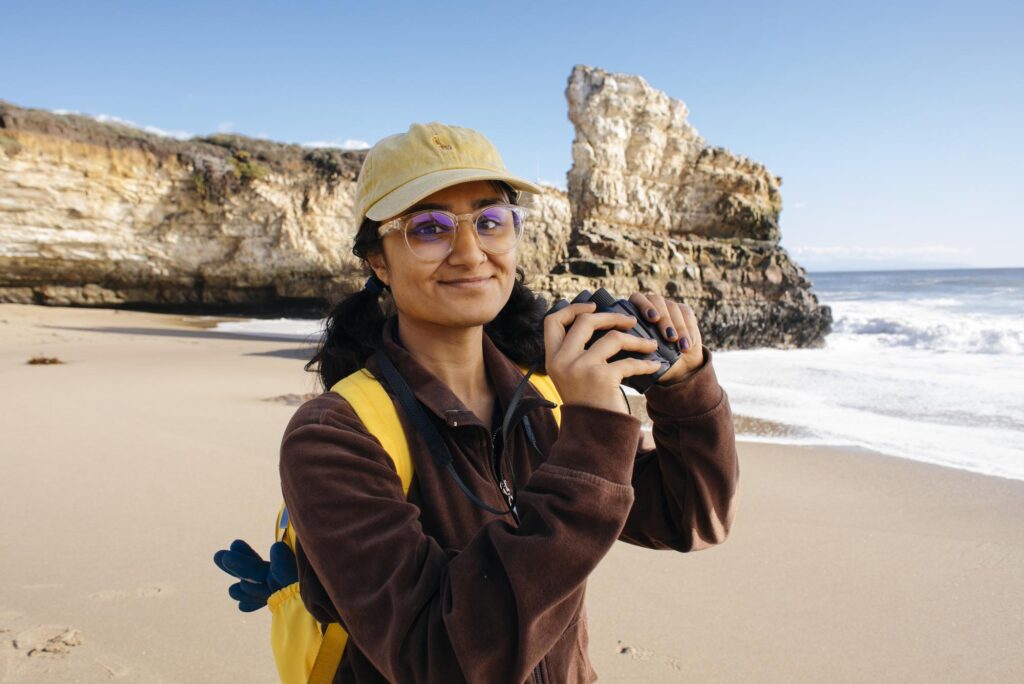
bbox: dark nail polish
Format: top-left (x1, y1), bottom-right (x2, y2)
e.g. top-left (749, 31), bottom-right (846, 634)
top-left (666, 327), bottom-right (676, 340)
top-left (681, 336), bottom-right (691, 350)
top-left (647, 308), bottom-right (657, 319)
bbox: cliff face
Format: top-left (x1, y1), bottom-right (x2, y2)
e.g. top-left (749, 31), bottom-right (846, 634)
top-left (0, 103), bottom-right (369, 310)
top-left (567, 66), bottom-right (780, 242)
top-left (536, 65), bottom-right (830, 348)
top-left (0, 65), bottom-right (830, 348)
top-left (0, 102), bottom-right (575, 314)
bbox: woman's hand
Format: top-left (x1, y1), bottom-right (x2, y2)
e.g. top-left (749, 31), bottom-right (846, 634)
top-left (544, 302), bottom-right (663, 413)
top-left (628, 292), bottom-right (705, 384)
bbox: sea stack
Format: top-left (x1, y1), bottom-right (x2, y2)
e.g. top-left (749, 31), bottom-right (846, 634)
top-left (534, 65), bottom-right (831, 348)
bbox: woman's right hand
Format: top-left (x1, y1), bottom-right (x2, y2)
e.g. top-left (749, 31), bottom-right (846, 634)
top-left (543, 302), bottom-right (663, 414)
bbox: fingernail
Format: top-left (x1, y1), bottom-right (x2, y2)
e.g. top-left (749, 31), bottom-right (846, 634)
top-left (681, 336), bottom-right (691, 350)
top-left (647, 308), bottom-right (657, 319)
top-left (666, 327), bottom-right (676, 340)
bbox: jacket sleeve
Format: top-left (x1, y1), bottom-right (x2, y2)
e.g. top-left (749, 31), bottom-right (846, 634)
top-left (618, 344), bottom-right (740, 551)
top-left (279, 394), bottom-right (642, 683)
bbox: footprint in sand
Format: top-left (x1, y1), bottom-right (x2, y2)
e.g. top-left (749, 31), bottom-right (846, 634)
top-left (1, 614), bottom-right (133, 680)
top-left (10, 625), bottom-right (83, 657)
top-left (2, 624), bottom-right (134, 680)
top-left (89, 584), bottom-right (173, 601)
top-left (616, 640), bottom-right (683, 671)
top-left (617, 641), bottom-right (654, 661)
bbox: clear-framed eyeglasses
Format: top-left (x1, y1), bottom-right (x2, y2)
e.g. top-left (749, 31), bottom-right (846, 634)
top-left (378, 203), bottom-right (528, 262)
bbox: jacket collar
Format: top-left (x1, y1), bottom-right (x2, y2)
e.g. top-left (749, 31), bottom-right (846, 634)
top-left (364, 315), bottom-right (552, 431)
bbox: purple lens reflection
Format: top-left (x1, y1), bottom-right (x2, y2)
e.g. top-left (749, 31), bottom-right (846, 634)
top-left (409, 211), bottom-right (457, 229)
top-left (476, 206), bottom-right (511, 233)
top-left (408, 211), bottom-right (457, 243)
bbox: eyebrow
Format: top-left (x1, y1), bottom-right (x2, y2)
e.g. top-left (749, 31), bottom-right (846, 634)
top-left (404, 197), bottom-right (505, 213)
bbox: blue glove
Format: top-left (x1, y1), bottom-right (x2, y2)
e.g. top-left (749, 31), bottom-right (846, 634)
top-left (214, 539), bottom-right (298, 612)
top-left (268, 541), bottom-right (299, 588)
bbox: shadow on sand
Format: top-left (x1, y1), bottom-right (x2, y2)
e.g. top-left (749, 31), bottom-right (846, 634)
top-left (39, 324), bottom-right (317, 360)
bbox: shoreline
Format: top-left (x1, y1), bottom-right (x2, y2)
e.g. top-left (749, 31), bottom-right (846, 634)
top-left (101, 304), bottom-right (1024, 484)
top-left (6, 299), bottom-right (1021, 486)
top-left (2, 303), bottom-right (1022, 682)
top-left (3, 298), bottom-right (1020, 486)
top-left (736, 435), bottom-right (1024, 484)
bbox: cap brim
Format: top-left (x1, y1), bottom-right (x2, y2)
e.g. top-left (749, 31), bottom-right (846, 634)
top-left (365, 168), bottom-right (544, 222)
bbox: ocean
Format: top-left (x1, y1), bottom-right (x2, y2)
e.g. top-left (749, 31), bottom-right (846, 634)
top-left (714, 267), bottom-right (1024, 481)
top-left (212, 267), bottom-right (1024, 481)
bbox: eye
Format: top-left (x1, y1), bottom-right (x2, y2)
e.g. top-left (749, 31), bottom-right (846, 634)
top-left (409, 222), bottom-right (446, 236)
top-left (407, 212), bottom-right (455, 241)
top-left (476, 206), bottom-right (510, 233)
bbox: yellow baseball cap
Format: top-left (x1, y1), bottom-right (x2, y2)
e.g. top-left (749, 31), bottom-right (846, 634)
top-left (354, 122), bottom-right (543, 227)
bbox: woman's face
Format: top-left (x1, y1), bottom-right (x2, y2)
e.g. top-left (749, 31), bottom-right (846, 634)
top-left (368, 180), bottom-right (518, 331)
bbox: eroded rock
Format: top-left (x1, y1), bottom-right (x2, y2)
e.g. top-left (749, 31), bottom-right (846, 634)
top-left (542, 65), bottom-right (831, 347)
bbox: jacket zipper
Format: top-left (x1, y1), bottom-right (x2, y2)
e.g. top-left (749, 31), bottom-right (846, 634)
top-left (490, 426), bottom-right (520, 525)
top-left (492, 425), bottom-right (541, 683)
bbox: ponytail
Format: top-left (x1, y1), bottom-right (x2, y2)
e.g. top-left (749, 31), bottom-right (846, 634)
top-left (304, 215), bottom-right (392, 390)
top-left (304, 284), bottom-right (391, 391)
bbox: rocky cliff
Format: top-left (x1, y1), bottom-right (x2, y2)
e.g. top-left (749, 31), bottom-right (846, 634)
top-left (534, 65), bottom-right (831, 347)
top-left (0, 104), bottom-right (370, 312)
top-left (0, 65), bottom-right (830, 348)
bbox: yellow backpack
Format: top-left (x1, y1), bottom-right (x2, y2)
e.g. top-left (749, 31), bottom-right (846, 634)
top-left (270, 366), bottom-right (562, 684)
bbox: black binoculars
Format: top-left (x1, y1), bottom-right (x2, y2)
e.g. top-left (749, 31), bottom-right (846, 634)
top-left (545, 288), bottom-right (682, 394)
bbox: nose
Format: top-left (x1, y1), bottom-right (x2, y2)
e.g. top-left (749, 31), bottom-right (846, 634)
top-left (445, 216), bottom-right (487, 266)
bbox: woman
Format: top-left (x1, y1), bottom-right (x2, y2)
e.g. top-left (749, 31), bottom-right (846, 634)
top-left (280, 122), bottom-right (739, 683)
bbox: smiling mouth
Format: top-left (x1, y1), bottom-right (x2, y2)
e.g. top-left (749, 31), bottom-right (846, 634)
top-left (439, 277), bottom-right (493, 287)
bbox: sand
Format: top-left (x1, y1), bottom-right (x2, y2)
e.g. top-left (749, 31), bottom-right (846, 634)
top-left (1, 303), bottom-right (1021, 683)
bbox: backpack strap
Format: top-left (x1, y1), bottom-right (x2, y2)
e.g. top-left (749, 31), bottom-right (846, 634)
top-left (275, 367), bottom-right (415, 684)
top-left (514, 366), bottom-right (562, 427)
top-left (331, 367), bottom-right (414, 492)
top-left (308, 624), bottom-right (348, 684)
top-left (275, 367), bottom-right (416, 543)
top-left (375, 347), bottom-right (513, 517)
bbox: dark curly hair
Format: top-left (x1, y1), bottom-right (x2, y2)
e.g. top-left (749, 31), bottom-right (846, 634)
top-left (304, 181), bottom-right (549, 390)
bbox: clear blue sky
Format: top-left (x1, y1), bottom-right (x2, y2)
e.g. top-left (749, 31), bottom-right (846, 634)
top-left (4, 1), bottom-right (1021, 271)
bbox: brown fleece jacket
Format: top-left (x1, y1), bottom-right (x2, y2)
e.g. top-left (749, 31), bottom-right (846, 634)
top-left (279, 317), bottom-right (739, 683)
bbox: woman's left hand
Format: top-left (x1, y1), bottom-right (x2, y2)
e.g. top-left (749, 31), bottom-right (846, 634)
top-left (627, 292), bottom-right (705, 384)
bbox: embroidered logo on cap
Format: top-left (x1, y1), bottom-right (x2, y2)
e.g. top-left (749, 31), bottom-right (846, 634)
top-left (430, 135), bottom-right (453, 151)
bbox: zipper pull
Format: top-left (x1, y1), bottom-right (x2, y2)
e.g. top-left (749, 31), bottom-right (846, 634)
top-left (499, 479), bottom-right (514, 506)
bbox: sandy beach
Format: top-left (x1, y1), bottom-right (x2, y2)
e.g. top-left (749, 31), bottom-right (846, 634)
top-left (1, 303), bottom-right (1021, 683)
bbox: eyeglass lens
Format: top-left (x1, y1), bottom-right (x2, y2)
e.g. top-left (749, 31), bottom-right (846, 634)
top-left (403, 206), bottom-right (523, 260)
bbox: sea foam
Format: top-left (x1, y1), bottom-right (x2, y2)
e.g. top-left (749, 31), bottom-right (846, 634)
top-left (717, 268), bottom-right (1024, 480)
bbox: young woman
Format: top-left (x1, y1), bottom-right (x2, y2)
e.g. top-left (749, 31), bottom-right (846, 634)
top-left (279, 122), bottom-right (739, 683)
